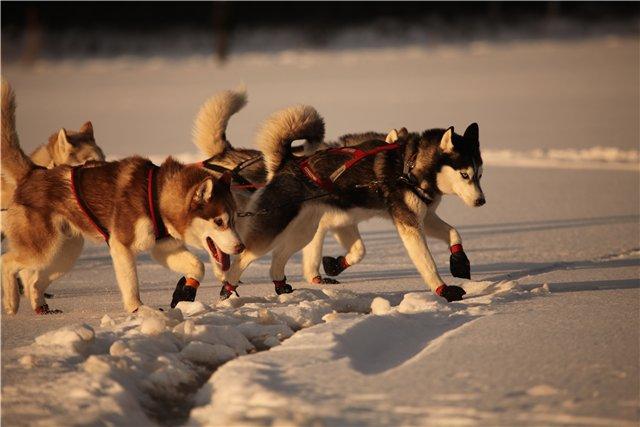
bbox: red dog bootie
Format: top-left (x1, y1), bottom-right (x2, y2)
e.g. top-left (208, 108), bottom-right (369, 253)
top-left (311, 276), bottom-right (340, 285)
top-left (435, 284), bottom-right (466, 302)
top-left (35, 304), bottom-right (63, 315)
top-left (322, 256), bottom-right (350, 277)
top-left (273, 277), bottom-right (294, 295)
top-left (170, 277), bottom-right (200, 308)
top-left (449, 244), bottom-right (471, 280)
top-left (219, 282), bottom-right (239, 300)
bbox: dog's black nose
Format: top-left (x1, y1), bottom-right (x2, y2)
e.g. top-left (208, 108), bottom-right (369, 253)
top-left (234, 243), bottom-right (245, 254)
top-left (474, 197), bottom-right (486, 207)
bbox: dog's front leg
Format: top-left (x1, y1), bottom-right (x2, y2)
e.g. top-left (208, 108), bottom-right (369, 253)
top-left (151, 238), bottom-right (205, 308)
top-left (109, 239), bottom-right (143, 313)
top-left (423, 211), bottom-right (470, 280)
top-left (392, 207), bottom-right (465, 302)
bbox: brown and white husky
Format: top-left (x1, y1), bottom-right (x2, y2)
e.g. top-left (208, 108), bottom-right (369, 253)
top-left (1, 81), bottom-right (244, 314)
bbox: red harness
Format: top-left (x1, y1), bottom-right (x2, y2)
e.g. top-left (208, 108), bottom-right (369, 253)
top-left (71, 163), bottom-right (169, 244)
top-left (298, 143), bottom-right (401, 191)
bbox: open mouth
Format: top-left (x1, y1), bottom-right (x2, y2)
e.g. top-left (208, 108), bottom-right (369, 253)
top-left (206, 237), bottom-right (230, 271)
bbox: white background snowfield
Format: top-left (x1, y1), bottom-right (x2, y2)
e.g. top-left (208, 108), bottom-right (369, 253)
top-left (1, 33), bottom-right (639, 426)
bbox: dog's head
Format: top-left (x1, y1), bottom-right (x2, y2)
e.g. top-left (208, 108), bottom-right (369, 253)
top-left (433, 123), bottom-right (485, 207)
top-left (50, 121), bottom-right (105, 167)
top-left (163, 162), bottom-right (244, 271)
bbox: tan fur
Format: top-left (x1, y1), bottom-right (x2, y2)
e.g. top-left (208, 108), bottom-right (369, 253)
top-left (1, 80), bottom-right (31, 184)
top-left (2, 88), bottom-right (240, 313)
top-left (257, 105), bottom-right (325, 180)
top-left (192, 87), bottom-right (247, 158)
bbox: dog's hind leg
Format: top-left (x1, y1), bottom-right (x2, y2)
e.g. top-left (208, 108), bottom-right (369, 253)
top-left (21, 235), bottom-right (84, 313)
top-left (302, 226), bottom-right (329, 284)
top-left (270, 211), bottom-right (322, 293)
top-left (2, 252), bottom-right (22, 314)
top-left (320, 225), bottom-right (365, 281)
top-left (151, 238), bottom-right (205, 307)
top-left (109, 239), bottom-right (143, 313)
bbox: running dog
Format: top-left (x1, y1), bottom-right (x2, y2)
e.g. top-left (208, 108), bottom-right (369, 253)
top-left (219, 104), bottom-right (485, 302)
top-left (190, 89), bottom-right (375, 287)
top-left (189, 89), bottom-right (474, 297)
top-left (1, 81), bottom-right (244, 314)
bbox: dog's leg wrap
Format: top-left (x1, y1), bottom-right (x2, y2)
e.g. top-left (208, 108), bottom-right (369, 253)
top-left (35, 304), bottom-right (63, 315)
top-left (435, 284), bottom-right (466, 302)
top-left (322, 256), bottom-right (350, 277)
top-left (170, 277), bottom-right (200, 308)
top-left (274, 277), bottom-right (294, 295)
top-left (219, 281), bottom-right (239, 300)
top-left (449, 244), bottom-right (471, 280)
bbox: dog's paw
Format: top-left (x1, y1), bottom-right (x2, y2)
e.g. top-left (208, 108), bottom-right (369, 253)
top-left (170, 277), bottom-right (199, 308)
top-left (34, 304), bottom-right (63, 315)
top-left (275, 283), bottom-right (294, 295)
top-left (450, 249), bottom-right (471, 280)
top-left (219, 282), bottom-right (239, 300)
top-left (322, 256), bottom-right (349, 277)
top-left (311, 276), bottom-right (340, 285)
top-left (435, 284), bottom-right (466, 302)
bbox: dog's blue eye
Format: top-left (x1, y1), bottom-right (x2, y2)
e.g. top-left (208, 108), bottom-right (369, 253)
top-left (460, 172), bottom-right (469, 179)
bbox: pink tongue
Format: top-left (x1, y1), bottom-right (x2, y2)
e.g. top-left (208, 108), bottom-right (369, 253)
top-left (217, 246), bottom-right (230, 271)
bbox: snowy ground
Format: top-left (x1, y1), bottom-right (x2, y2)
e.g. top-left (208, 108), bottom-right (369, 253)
top-left (2, 34), bottom-right (639, 426)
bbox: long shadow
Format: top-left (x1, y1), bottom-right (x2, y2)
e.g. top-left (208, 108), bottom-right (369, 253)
top-left (334, 310), bottom-right (474, 375)
top-left (356, 214), bottom-right (639, 243)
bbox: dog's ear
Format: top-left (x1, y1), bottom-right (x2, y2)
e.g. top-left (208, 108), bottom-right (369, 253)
top-left (385, 129), bottom-right (399, 144)
top-left (193, 178), bottom-right (214, 204)
top-left (80, 121), bottom-right (94, 137)
top-left (440, 127), bottom-right (455, 153)
top-left (463, 123), bottom-right (479, 142)
top-left (55, 128), bottom-right (73, 158)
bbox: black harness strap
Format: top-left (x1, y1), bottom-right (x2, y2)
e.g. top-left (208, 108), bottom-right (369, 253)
top-left (201, 155), bottom-right (262, 191)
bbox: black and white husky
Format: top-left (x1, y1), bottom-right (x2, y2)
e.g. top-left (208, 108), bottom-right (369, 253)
top-left (221, 105), bottom-right (485, 302)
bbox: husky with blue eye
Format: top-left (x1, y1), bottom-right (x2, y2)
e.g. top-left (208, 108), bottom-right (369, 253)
top-left (219, 103), bottom-right (485, 302)
top-left (189, 89), bottom-right (483, 302)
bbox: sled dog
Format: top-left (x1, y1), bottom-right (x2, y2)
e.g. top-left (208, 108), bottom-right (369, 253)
top-left (1, 81), bottom-right (244, 314)
top-left (219, 104), bottom-right (485, 302)
top-left (190, 90), bottom-right (477, 300)
top-left (1, 120), bottom-right (104, 212)
top-left (191, 89), bottom-right (375, 287)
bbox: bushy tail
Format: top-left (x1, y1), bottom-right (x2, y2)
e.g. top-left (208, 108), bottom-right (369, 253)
top-left (1, 80), bottom-right (33, 183)
top-left (257, 105), bottom-right (325, 180)
top-left (192, 87), bottom-right (248, 158)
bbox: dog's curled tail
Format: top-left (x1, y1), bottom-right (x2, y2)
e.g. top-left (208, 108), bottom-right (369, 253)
top-left (257, 105), bottom-right (325, 180)
top-left (1, 80), bottom-right (33, 184)
top-left (192, 86), bottom-right (248, 158)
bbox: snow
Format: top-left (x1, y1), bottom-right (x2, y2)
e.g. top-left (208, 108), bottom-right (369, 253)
top-left (2, 33), bottom-right (639, 426)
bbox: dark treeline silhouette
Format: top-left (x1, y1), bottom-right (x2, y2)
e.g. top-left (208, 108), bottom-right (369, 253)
top-left (2, 2), bottom-right (638, 63)
top-left (3, 2), bottom-right (638, 33)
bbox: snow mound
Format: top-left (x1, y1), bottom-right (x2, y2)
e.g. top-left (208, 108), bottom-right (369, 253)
top-left (15, 280), bottom-right (548, 424)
